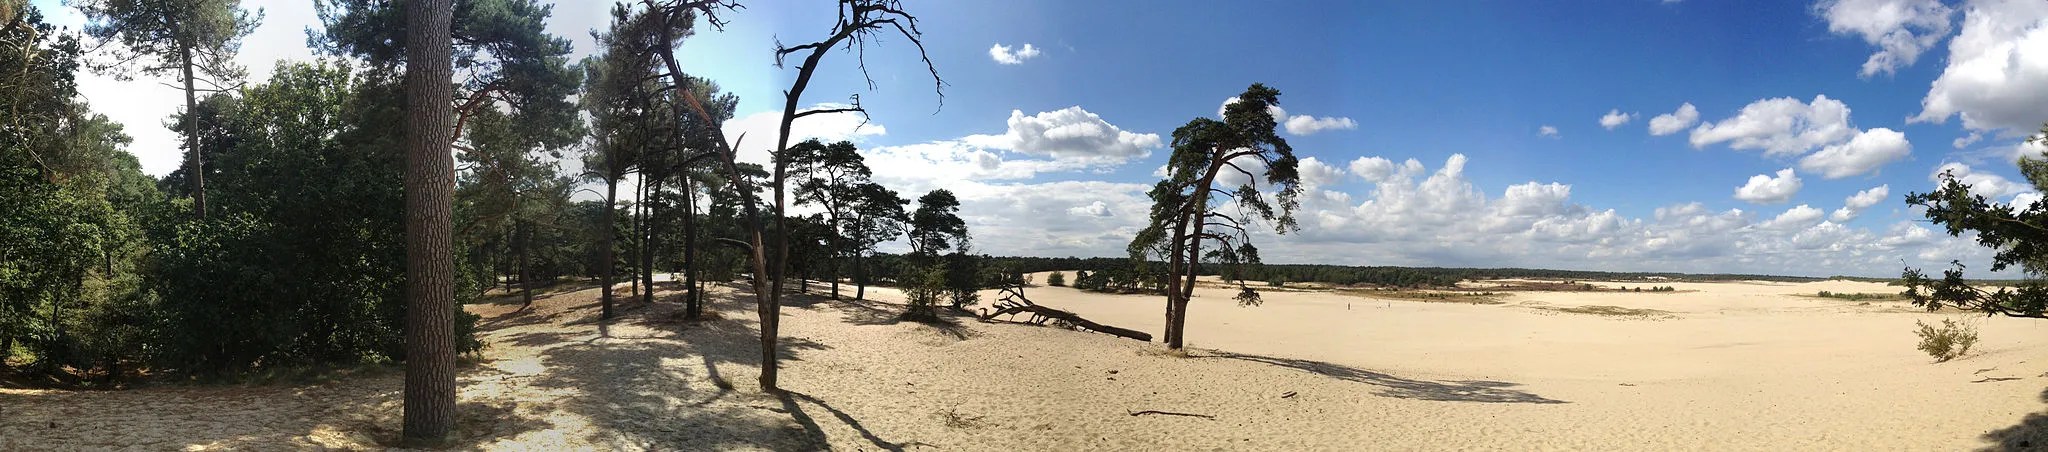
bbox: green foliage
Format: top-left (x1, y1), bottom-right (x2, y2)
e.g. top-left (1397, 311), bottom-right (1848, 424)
top-left (145, 62), bottom-right (479, 372)
top-left (901, 264), bottom-right (945, 321)
top-left (908, 189), bottom-right (967, 259)
top-left (1047, 271), bottom-right (1065, 287)
top-left (1913, 318), bottom-right (1978, 362)
top-left (1815, 290), bottom-right (1900, 301)
top-left (74, 0), bottom-right (261, 82)
top-left (944, 250), bottom-right (983, 309)
top-left (1902, 129), bottom-right (2048, 319)
top-left (0, 5), bottom-right (160, 374)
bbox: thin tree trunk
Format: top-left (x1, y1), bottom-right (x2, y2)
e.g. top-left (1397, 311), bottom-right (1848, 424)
top-left (855, 249), bottom-right (867, 300)
top-left (682, 174), bottom-right (700, 318)
top-left (518, 221), bottom-right (533, 310)
top-left (600, 177), bottom-right (616, 319)
top-left (629, 175), bottom-right (642, 299)
top-left (642, 177), bottom-right (658, 306)
top-left (180, 43), bottom-right (205, 219)
top-left (650, 7), bottom-right (778, 391)
top-left (400, 0), bottom-right (459, 444)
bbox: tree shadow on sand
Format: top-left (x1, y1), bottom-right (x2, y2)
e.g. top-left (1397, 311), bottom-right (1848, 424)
top-left (777, 390), bottom-right (935, 452)
top-left (518, 284), bottom-right (908, 450)
top-left (1980, 387), bottom-right (2048, 451)
top-left (1196, 350), bottom-right (1568, 404)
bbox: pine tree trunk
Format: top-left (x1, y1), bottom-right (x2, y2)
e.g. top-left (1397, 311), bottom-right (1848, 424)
top-left (682, 174), bottom-right (700, 318)
top-left (518, 221), bottom-right (533, 310)
top-left (648, 8), bottom-right (777, 391)
top-left (400, 0), bottom-right (459, 444)
top-left (629, 175), bottom-right (642, 299)
top-left (180, 43), bottom-right (205, 219)
top-left (600, 177), bottom-right (616, 319)
top-left (855, 250), bottom-right (867, 301)
top-left (641, 178), bottom-right (658, 306)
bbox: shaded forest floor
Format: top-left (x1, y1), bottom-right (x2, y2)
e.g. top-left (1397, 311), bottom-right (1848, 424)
top-left (6, 278), bottom-right (2048, 450)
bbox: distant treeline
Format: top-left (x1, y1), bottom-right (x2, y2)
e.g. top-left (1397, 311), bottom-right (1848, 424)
top-left (973, 256), bottom-right (1824, 288)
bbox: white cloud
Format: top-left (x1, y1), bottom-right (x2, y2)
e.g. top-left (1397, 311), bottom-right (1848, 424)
top-left (1758, 204), bottom-right (1826, 231)
top-left (1233, 153), bottom-right (1994, 277)
top-left (1538, 125), bottom-right (1561, 138)
top-left (1297, 157), bottom-right (1347, 188)
top-left (1347, 156), bottom-right (1424, 182)
top-left (1734, 168), bottom-right (1804, 204)
top-left (1647, 102), bottom-right (1699, 136)
top-left (1816, 0), bottom-right (1956, 77)
top-left (1285, 116), bottom-right (1358, 135)
top-left (1599, 109), bottom-right (1637, 130)
top-left (1911, 0), bottom-right (2048, 133)
top-left (723, 105), bottom-right (887, 166)
top-left (1066, 200), bottom-right (1112, 217)
top-left (1831, 184), bottom-right (1891, 222)
top-left (961, 107), bottom-right (1161, 166)
top-left (1955, 131), bottom-right (1985, 148)
top-left (1931, 161), bottom-right (2029, 198)
top-left (1797, 127), bottom-right (1912, 178)
top-left (989, 43), bottom-right (1042, 65)
top-left (1691, 95), bottom-right (1856, 157)
top-left (1219, 97), bottom-right (1355, 136)
top-left (2011, 134), bottom-right (2048, 162)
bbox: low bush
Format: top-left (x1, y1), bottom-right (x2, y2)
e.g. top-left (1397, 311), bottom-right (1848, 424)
top-left (1914, 317), bottom-right (1979, 362)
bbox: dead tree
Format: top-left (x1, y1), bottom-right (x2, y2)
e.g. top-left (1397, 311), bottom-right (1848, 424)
top-left (980, 282), bottom-right (1152, 342)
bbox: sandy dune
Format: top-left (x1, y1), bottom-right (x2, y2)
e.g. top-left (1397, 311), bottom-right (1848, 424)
top-left (3, 276), bottom-right (2046, 450)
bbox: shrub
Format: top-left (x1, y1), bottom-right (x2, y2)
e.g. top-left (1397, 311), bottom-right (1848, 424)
top-left (1914, 318), bottom-right (1979, 362)
top-left (1047, 271), bottom-right (1065, 287)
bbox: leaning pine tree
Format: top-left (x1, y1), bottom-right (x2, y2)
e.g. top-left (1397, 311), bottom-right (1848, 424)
top-left (1900, 125), bottom-right (2048, 319)
top-left (1130, 83), bottom-right (1303, 350)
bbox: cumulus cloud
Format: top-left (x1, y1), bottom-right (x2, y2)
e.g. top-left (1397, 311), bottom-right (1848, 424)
top-left (1599, 109), bottom-right (1637, 130)
top-left (1538, 125), bottom-right (1561, 138)
top-left (1734, 168), bottom-right (1804, 204)
top-left (1911, 0), bottom-right (2048, 132)
top-left (1067, 200), bottom-right (1112, 217)
top-left (1285, 116), bottom-right (1358, 135)
top-left (723, 105), bottom-right (887, 166)
top-left (1955, 132), bottom-right (1985, 149)
top-left (1297, 157), bottom-right (1347, 188)
top-left (962, 107), bottom-right (1161, 166)
top-left (1931, 162), bottom-right (2029, 198)
top-left (989, 42), bottom-right (1042, 65)
top-left (1347, 156), bottom-right (1424, 182)
top-left (1831, 185), bottom-right (1891, 222)
top-left (1219, 97), bottom-right (1356, 136)
top-left (1232, 153), bottom-right (1991, 276)
top-left (1798, 127), bottom-right (1912, 178)
top-left (1758, 204), bottom-right (1826, 231)
top-left (1691, 95), bottom-right (1856, 157)
top-left (1648, 102), bottom-right (1700, 136)
top-left (1817, 0), bottom-right (1956, 77)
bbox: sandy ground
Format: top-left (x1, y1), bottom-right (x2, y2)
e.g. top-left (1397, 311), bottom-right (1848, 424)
top-left (3, 275), bottom-right (2047, 450)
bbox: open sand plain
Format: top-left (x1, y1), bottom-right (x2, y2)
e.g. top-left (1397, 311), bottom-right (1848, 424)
top-left (4, 275), bottom-right (2047, 450)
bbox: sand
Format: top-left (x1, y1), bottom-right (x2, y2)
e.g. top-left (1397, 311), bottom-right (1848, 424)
top-left (4, 275), bottom-right (2047, 450)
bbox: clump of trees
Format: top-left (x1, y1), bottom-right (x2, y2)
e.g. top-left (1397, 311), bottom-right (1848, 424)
top-left (1047, 271), bottom-right (1066, 287)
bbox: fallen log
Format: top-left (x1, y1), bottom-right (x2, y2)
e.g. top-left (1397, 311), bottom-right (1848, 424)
top-left (981, 284), bottom-right (1153, 342)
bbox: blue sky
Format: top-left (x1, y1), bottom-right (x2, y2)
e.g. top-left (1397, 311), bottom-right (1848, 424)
top-left (36, 0), bottom-right (2048, 277)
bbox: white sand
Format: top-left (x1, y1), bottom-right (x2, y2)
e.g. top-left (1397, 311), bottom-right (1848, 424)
top-left (3, 276), bottom-right (2046, 450)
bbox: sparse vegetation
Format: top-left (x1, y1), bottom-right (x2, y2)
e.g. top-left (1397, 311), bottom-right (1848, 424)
top-left (1335, 289), bottom-right (1507, 305)
top-left (1913, 317), bottom-right (1979, 362)
top-left (1047, 271), bottom-right (1065, 287)
top-left (1532, 305), bottom-right (1674, 319)
top-left (1814, 290), bottom-right (1907, 301)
